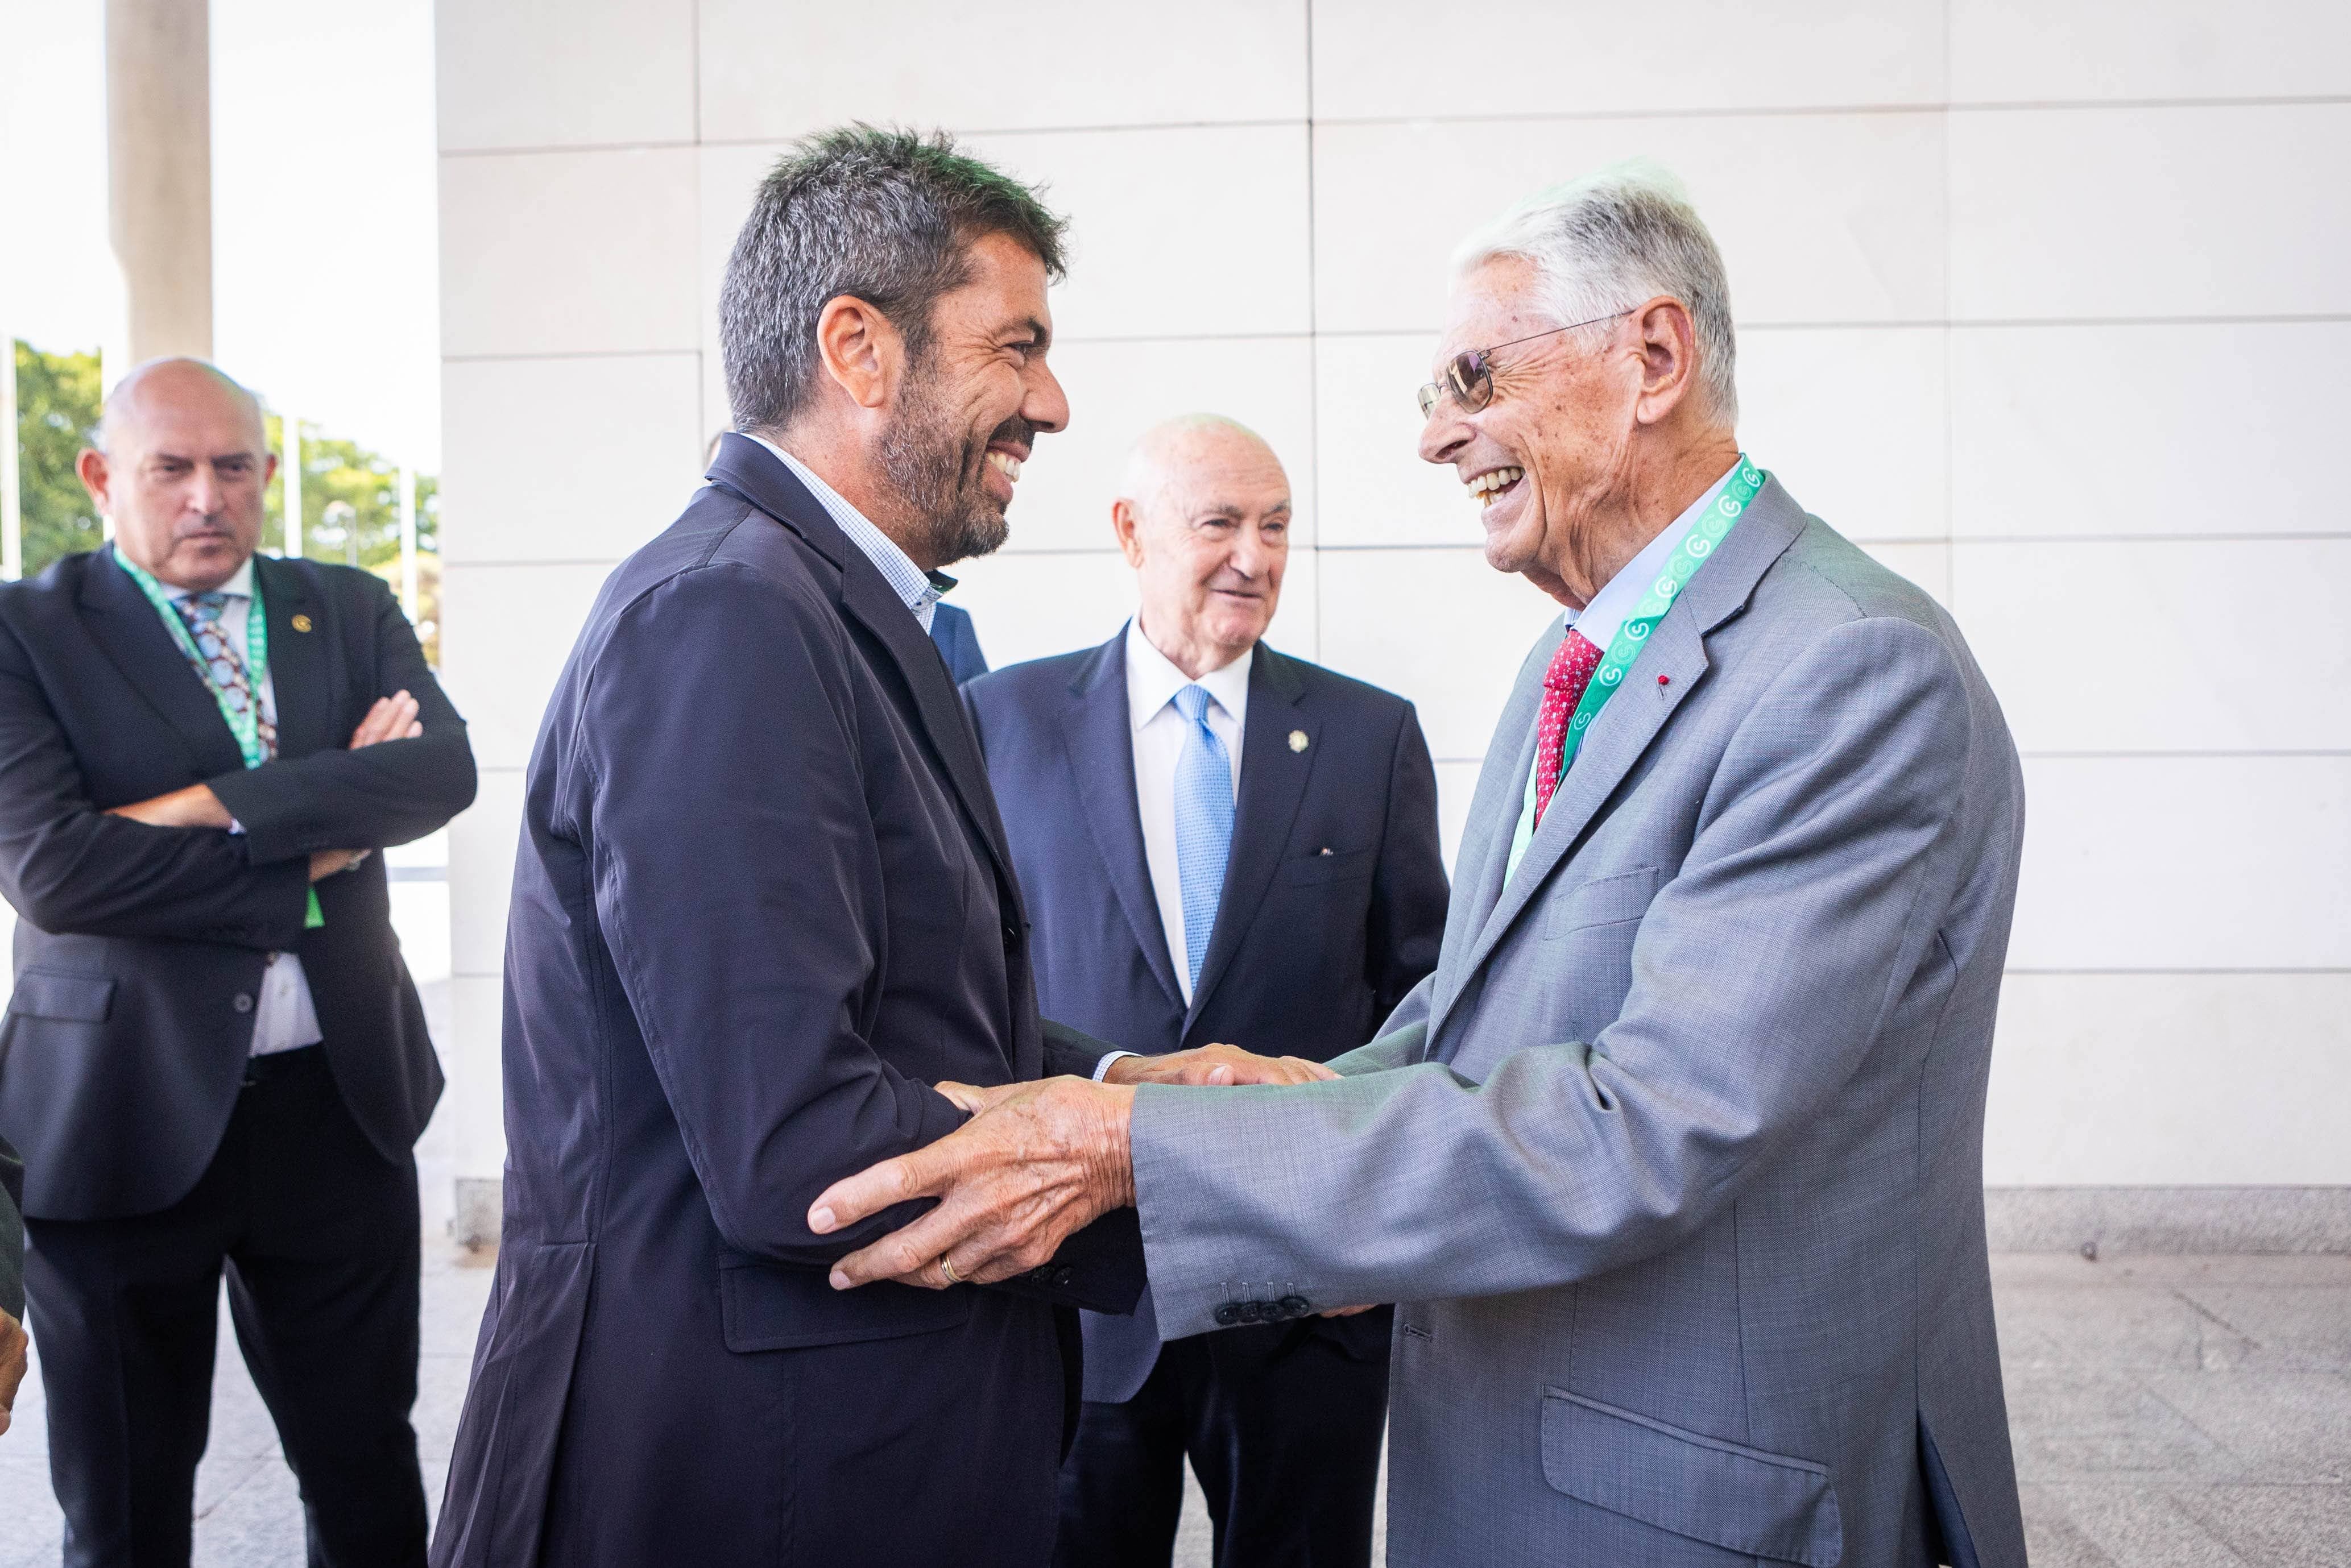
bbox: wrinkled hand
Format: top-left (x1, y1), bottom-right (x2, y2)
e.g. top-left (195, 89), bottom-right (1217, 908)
top-left (0, 1309), bottom-right (27, 1437)
top-left (308, 847), bottom-right (372, 882)
top-left (1103, 1043), bottom-right (1338, 1088)
top-left (811, 1077), bottom-right (1136, 1291)
top-left (349, 691), bottom-right (423, 749)
top-left (933, 1081), bottom-right (1021, 1117)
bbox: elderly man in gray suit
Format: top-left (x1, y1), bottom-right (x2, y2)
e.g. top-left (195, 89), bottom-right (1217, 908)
top-left (810, 162), bottom-right (2029, 1568)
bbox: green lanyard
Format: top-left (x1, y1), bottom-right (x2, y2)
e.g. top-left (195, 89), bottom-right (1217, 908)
top-left (1555, 455), bottom-right (1767, 773)
top-left (117, 551), bottom-right (273, 768)
top-left (115, 551), bottom-right (324, 930)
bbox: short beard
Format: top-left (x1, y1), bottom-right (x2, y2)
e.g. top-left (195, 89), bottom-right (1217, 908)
top-left (878, 359), bottom-right (1016, 569)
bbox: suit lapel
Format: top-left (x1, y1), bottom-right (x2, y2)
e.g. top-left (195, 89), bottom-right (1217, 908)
top-left (704, 434), bottom-right (1025, 910)
top-left (1186, 646), bottom-right (1313, 1027)
top-left (1441, 480), bottom-right (1812, 1019)
top-left (76, 545), bottom-right (249, 779)
top-left (254, 555), bottom-right (332, 760)
top-left (1426, 632), bottom-right (1557, 1036)
top-left (1059, 637), bottom-right (1183, 1012)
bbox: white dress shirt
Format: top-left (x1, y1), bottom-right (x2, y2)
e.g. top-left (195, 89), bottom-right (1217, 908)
top-left (158, 557), bottom-right (324, 1057)
top-left (746, 434), bottom-right (945, 632)
top-left (1124, 617), bottom-right (1251, 1007)
top-left (1504, 459), bottom-right (1741, 882)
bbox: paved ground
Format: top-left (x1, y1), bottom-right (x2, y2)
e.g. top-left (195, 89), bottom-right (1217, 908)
top-left (1, 1247), bottom-right (2341, 1565)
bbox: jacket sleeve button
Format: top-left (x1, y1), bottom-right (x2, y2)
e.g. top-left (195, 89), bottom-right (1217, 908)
top-left (233, 994), bottom-right (255, 1014)
top-left (1213, 1303), bottom-right (1242, 1326)
top-left (1278, 1295), bottom-right (1309, 1318)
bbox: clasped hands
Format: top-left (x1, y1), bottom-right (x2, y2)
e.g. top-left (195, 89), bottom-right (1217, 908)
top-left (809, 1044), bottom-right (1374, 1317)
top-left (104, 691), bottom-right (424, 881)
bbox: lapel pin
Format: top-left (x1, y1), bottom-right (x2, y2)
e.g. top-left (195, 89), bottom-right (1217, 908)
top-left (1288, 729), bottom-right (1309, 753)
top-left (291, 613), bottom-right (313, 633)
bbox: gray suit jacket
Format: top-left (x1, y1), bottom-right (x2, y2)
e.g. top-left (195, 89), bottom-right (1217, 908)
top-left (1129, 477), bottom-right (2029, 1567)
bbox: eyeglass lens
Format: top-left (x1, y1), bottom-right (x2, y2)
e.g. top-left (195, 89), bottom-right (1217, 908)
top-left (1417, 351), bottom-right (1492, 418)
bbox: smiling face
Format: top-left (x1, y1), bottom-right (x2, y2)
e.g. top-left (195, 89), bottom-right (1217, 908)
top-left (1418, 256), bottom-right (1643, 604)
top-left (1113, 418), bottom-right (1290, 679)
top-left (877, 229), bottom-right (1069, 568)
top-left (77, 360), bottom-right (274, 593)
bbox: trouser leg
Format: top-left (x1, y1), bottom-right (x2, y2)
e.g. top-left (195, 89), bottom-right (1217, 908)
top-left (24, 1164), bottom-right (237, 1566)
top-left (1184, 1328), bottom-right (1390, 1568)
top-left (225, 1049), bottom-right (426, 1568)
top-left (1053, 1346), bottom-right (1194, 1568)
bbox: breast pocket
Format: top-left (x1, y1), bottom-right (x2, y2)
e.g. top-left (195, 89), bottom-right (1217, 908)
top-left (1542, 865), bottom-right (1662, 939)
top-left (1281, 847), bottom-right (1375, 888)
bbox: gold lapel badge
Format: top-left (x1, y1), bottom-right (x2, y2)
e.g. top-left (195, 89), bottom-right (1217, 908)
top-left (1288, 729), bottom-right (1309, 753)
top-left (291, 613), bottom-right (314, 633)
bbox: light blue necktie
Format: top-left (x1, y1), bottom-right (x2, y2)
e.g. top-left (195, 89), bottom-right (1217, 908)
top-left (1171, 684), bottom-right (1235, 995)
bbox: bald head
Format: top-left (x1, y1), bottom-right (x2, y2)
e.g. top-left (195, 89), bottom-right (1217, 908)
top-left (1110, 414), bottom-right (1292, 679)
top-left (101, 358), bottom-right (266, 455)
top-left (78, 357), bottom-right (276, 591)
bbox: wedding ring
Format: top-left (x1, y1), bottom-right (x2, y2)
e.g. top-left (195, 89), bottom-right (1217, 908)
top-left (939, 1255), bottom-right (961, 1286)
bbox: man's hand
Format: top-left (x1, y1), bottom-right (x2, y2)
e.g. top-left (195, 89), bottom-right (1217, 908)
top-left (105, 782), bottom-right (231, 829)
top-left (1318, 1304), bottom-right (1381, 1318)
top-left (308, 848), bottom-right (372, 882)
top-left (811, 1077), bottom-right (1136, 1291)
top-left (0, 1309), bottom-right (27, 1437)
top-left (349, 691), bottom-right (422, 749)
top-left (1103, 1043), bottom-right (1338, 1088)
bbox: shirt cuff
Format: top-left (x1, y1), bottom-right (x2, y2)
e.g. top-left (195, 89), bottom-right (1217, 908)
top-left (1091, 1050), bottom-right (1140, 1084)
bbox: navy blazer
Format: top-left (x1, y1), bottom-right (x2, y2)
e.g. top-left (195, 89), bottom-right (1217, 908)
top-left (433, 436), bottom-right (1142, 1568)
top-left (0, 548), bottom-right (474, 1221)
top-left (930, 601), bottom-right (989, 684)
top-left (966, 630), bottom-right (1448, 1403)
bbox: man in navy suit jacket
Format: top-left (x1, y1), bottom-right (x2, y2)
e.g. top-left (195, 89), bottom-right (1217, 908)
top-left (932, 600), bottom-right (989, 683)
top-left (967, 417), bottom-right (1449, 1567)
top-left (432, 130), bottom-right (1324, 1568)
top-left (0, 359), bottom-right (475, 1564)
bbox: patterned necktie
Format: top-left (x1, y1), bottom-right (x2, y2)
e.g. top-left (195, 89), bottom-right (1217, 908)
top-left (1171, 684), bottom-right (1235, 995)
top-left (175, 592), bottom-right (277, 760)
top-left (1532, 627), bottom-right (1604, 826)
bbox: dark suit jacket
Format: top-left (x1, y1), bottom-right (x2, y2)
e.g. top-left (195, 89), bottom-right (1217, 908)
top-left (0, 547), bottom-right (475, 1221)
top-left (0, 1135), bottom-right (20, 1320)
top-left (432, 435), bottom-right (1141, 1568)
top-left (966, 630), bottom-right (1449, 1403)
top-left (931, 600), bottom-right (988, 684)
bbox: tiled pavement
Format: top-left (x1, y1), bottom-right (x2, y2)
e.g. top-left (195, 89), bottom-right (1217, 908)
top-left (1, 1250), bottom-right (2343, 1566)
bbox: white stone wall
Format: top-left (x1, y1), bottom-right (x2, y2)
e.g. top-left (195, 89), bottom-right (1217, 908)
top-left (431, 0), bottom-right (2351, 1208)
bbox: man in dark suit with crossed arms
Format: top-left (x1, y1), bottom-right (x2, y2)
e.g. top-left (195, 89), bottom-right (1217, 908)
top-left (0, 357), bottom-right (475, 1565)
top-left (967, 415), bottom-right (1448, 1566)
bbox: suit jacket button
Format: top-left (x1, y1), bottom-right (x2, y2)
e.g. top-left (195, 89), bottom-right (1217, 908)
top-left (1278, 1295), bottom-right (1309, 1318)
top-left (233, 993), bottom-right (255, 1014)
top-left (1214, 1304), bottom-right (1242, 1326)
top-left (1054, 1266), bottom-right (1074, 1288)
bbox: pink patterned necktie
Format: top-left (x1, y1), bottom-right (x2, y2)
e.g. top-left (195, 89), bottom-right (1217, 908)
top-left (1532, 627), bottom-right (1604, 825)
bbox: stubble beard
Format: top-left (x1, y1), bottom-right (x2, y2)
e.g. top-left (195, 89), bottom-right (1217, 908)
top-left (879, 361), bottom-right (1013, 569)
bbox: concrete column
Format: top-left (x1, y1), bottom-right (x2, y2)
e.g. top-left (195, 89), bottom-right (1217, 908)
top-left (105, 0), bottom-right (212, 364)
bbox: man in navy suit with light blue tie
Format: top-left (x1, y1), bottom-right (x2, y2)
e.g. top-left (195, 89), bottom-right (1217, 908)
top-left (966, 416), bottom-right (1449, 1567)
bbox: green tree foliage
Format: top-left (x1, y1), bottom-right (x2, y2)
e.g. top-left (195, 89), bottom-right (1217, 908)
top-left (10, 341), bottom-right (441, 661)
top-left (11, 341), bottom-right (106, 573)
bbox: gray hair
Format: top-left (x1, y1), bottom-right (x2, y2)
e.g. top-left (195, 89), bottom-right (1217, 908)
top-left (1451, 160), bottom-right (1738, 422)
top-left (719, 125), bottom-right (1069, 433)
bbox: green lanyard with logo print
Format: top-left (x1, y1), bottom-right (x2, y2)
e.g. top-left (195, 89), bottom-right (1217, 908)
top-left (117, 551), bottom-right (324, 930)
top-left (1554, 455), bottom-right (1766, 774)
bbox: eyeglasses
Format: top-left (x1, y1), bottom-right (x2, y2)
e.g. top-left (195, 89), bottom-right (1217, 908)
top-left (1415, 310), bottom-right (1636, 419)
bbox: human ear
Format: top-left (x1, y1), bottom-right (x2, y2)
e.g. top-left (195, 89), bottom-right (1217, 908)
top-left (74, 448), bottom-right (114, 514)
top-left (1630, 296), bottom-right (1699, 426)
top-left (1111, 499), bottom-right (1147, 567)
top-left (813, 294), bottom-right (904, 412)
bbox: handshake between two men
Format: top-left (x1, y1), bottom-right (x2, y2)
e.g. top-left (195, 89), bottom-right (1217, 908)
top-left (814, 1045), bottom-right (1372, 1320)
